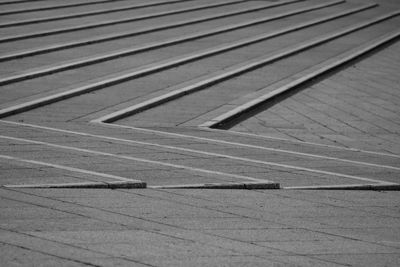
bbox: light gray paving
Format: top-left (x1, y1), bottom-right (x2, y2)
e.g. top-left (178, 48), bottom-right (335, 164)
top-left (1, 0), bottom-right (400, 266)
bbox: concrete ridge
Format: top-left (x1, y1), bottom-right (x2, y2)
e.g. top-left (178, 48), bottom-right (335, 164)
top-left (0, 0), bottom-right (305, 61)
top-left (0, 153), bottom-right (143, 183)
top-left (207, 127), bottom-right (400, 158)
top-left (0, 0), bottom-right (358, 83)
top-left (3, 119), bottom-right (399, 173)
top-left (0, 0), bottom-right (132, 16)
top-left (92, 9), bottom-right (398, 124)
top-left (0, 1), bottom-right (352, 118)
top-left (3, 181), bottom-right (147, 189)
top-left (0, 0), bottom-right (305, 43)
top-left (149, 182), bottom-right (280, 189)
top-left (284, 183), bottom-right (400, 190)
top-left (0, 0), bottom-right (60, 5)
top-left (0, 134), bottom-right (270, 184)
top-left (200, 28), bottom-right (400, 129)
top-left (0, 0), bottom-right (202, 28)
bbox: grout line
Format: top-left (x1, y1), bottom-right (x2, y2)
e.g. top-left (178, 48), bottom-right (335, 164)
top-left (0, 0), bottom-right (360, 84)
top-left (0, 0), bottom-right (304, 43)
top-left (0, 134), bottom-right (272, 184)
top-left (201, 29), bottom-right (400, 129)
top-left (0, 154), bottom-right (144, 183)
top-left (0, 0), bottom-right (132, 15)
top-left (92, 9), bottom-right (398, 124)
top-left (0, 0), bottom-right (200, 27)
top-left (0, 120), bottom-right (396, 185)
top-left (0, 0), bottom-right (317, 61)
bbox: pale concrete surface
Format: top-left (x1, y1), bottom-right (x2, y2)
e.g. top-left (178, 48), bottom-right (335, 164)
top-left (0, 0), bottom-right (400, 266)
top-left (231, 38), bottom-right (400, 154)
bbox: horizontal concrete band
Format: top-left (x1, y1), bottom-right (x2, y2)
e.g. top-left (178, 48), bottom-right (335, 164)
top-left (3, 182), bottom-right (280, 190)
top-left (0, 0), bottom-right (351, 85)
top-left (0, 0), bottom-right (304, 43)
top-left (149, 182), bottom-right (280, 189)
top-left (94, 9), bottom-right (397, 124)
top-left (202, 28), bottom-right (400, 129)
top-left (0, 0), bottom-right (37, 5)
top-left (0, 0), bottom-right (244, 28)
top-left (284, 183), bottom-right (400, 190)
top-left (3, 181), bottom-right (147, 189)
top-left (0, 0), bottom-right (131, 15)
top-left (0, 0), bottom-right (319, 61)
top-left (0, 3), bottom-right (350, 118)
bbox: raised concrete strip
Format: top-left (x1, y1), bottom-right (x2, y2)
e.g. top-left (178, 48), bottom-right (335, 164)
top-left (3, 119), bottom-right (400, 173)
top-left (0, 134), bottom-right (272, 184)
top-left (0, 153), bottom-right (145, 184)
top-left (0, 0), bottom-right (319, 61)
top-left (0, 0), bottom-right (200, 28)
top-left (149, 182), bottom-right (280, 189)
top-left (0, 0), bottom-right (131, 16)
top-left (0, 0), bottom-right (251, 42)
top-left (0, 0), bottom-right (305, 43)
top-left (0, 123), bottom-right (394, 186)
top-left (0, 1), bottom-right (357, 85)
top-left (208, 127), bottom-right (400, 159)
top-left (0, 0), bottom-right (239, 28)
top-left (0, 6), bottom-right (353, 118)
top-left (93, 10), bottom-right (399, 124)
top-left (284, 183), bottom-right (400, 190)
top-left (200, 28), bottom-right (400, 129)
top-left (3, 181), bottom-right (147, 189)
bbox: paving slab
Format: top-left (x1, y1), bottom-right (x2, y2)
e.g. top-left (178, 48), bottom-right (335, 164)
top-left (1, 0), bottom-right (400, 266)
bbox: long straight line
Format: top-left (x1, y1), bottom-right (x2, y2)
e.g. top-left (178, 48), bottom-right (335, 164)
top-left (0, 0), bottom-right (233, 28)
top-left (0, 120), bottom-right (396, 184)
top-left (210, 127), bottom-right (400, 158)
top-left (0, 0), bottom-right (306, 60)
top-left (0, 0), bottom-right (246, 42)
top-left (0, 3), bottom-right (373, 86)
top-left (0, 0), bottom-right (131, 16)
top-left (0, 2), bottom-right (361, 119)
top-left (203, 29), bottom-right (400, 129)
top-left (2, 119), bottom-right (399, 170)
top-left (94, 10), bottom-right (400, 124)
top-left (0, 0), bottom-right (57, 5)
top-left (0, 135), bottom-right (270, 183)
top-left (0, 0), bottom-right (355, 85)
top-left (0, 154), bottom-right (140, 183)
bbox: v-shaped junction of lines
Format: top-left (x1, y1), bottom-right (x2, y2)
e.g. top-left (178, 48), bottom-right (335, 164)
top-left (0, 0), bottom-right (399, 189)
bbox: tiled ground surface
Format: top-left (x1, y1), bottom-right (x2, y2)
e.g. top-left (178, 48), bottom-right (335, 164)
top-left (232, 41), bottom-right (400, 154)
top-left (0, 0), bottom-right (399, 266)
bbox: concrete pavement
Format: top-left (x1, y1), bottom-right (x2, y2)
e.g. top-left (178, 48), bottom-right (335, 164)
top-left (0, 0), bottom-right (399, 266)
